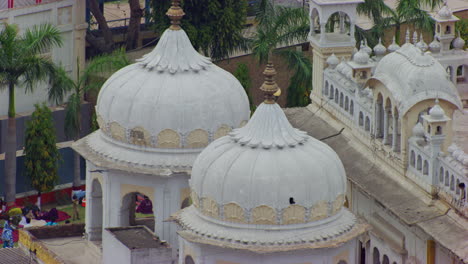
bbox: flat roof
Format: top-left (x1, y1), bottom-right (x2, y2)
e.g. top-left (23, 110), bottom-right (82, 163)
top-left (106, 226), bottom-right (168, 250)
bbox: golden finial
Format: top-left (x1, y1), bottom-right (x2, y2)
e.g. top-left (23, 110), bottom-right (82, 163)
top-left (260, 62), bottom-right (280, 104)
top-left (166, 0), bottom-right (185, 30)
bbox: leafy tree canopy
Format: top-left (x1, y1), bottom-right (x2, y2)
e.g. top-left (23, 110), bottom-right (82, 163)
top-left (234, 63), bottom-right (256, 113)
top-left (24, 103), bottom-right (61, 194)
top-left (150, 0), bottom-right (249, 61)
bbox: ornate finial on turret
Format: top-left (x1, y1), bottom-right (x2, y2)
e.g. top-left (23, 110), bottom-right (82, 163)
top-left (405, 29), bottom-right (410, 44)
top-left (260, 62), bottom-right (280, 104)
top-left (413, 31), bottom-right (418, 44)
top-left (166, 0), bottom-right (185, 30)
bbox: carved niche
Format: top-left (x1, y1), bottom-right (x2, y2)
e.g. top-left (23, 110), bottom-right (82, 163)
top-left (202, 197), bottom-right (219, 219)
top-left (214, 125), bottom-right (232, 140)
top-left (251, 205), bottom-right (276, 225)
top-left (157, 129), bottom-right (181, 148)
top-left (96, 114), bottom-right (107, 133)
top-left (223, 203), bottom-right (245, 223)
top-left (186, 129), bottom-right (209, 148)
top-left (109, 122), bottom-right (126, 142)
top-left (130, 127), bottom-right (151, 146)
top-left (332, 194), bottom-right (345, 215)
top-left (282, 205), bottom-right (306, 224)
top-left (310, 200), bottom-right (329, 221)
top-left (191, 191), bottom-right (199, 208)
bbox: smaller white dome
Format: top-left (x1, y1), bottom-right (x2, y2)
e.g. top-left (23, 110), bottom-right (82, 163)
top-left (363, 40), bottom-right (372, 55)
top-left (448, 144), bottom-right (458, 154)
top-left (388, 36), bottom-right (400, 53)
top-left (374, 38), bottom-right (387, 56)
top-left (453, 35), bottom-right (465, 50)
top-left (429, 35), bottom-right (441, 53)
top-left (438, 2), bottom-right (453, 19)
top-left (327, 53), bottom-right (340, 69)
top-left (354, 42), bottom-right (370, 64)
top-left (453, 149), bottom-right (464, 160)
top-left (412, 122), bottom-right (425, 137)
top-left (416, 34), bottom-right (428, 52)
top-left (429, 100), bottom-right (446, 119)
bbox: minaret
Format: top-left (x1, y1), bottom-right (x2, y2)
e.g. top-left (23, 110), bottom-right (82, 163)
top-left (422, 99), bottom-right (450, 192)
top-left (308, 0), bottom-right (364, 105)
top-left (431, 0), bottom-right (459, 52)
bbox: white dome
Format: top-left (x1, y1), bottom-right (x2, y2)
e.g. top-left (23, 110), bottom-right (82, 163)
top-left (416, 34), bottom-right (428, 52)
top-left (453, 36), bottom-right (465, 50)
top-left (369, 43), bottom-right (462, 114)
top-left (327, 53), bottom-right (340, 69)
top-left (191, 102), bottom-right (347, 225)
top-left (354, 47), bottom-right (370, 64)
top-left (429, 101), bottom-right (446, 119)
top-left (429, 35), bottom-right (441, 53)
top-left (362, 40), bottom-right (372, 55)
top-left (388, 36), bottom-right (400, 53)
top-left (96, 29), bottom-right (250, 150)
top-left (412, 122), bottom-right (425, 137)
top-left (374, 38), bottom-right (387, 56)
top-left (438, 3), bottom-right (453, 19)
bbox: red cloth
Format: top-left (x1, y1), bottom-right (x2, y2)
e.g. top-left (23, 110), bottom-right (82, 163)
top-left (56, 210), bottom-right (71, 222)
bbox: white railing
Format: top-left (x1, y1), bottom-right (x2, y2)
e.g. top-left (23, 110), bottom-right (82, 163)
top-left (0, 0), bottom-right (59, 11)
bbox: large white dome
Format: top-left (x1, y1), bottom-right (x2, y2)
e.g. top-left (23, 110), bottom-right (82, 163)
top-left (96, 29), bottom-right (250, 150)
top-left (190, 102), bottom-right (347, 225)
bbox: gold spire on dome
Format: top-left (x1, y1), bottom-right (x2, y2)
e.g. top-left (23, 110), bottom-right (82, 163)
top-left (260, 62), bottom-right (280, 104)
top-left (166, 0), bottom-right (185, 30)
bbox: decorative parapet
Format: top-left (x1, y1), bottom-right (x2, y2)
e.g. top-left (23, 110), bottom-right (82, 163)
top-left (18, 228), bottom-right (66, 264)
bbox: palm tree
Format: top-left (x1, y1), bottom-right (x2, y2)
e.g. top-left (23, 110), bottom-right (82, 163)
top-left (64, 48), bottom-right (130, 190)
top-left (0, 23), bottom-right (69, 205)
top-left (252, 0), bottom-right (312, 107)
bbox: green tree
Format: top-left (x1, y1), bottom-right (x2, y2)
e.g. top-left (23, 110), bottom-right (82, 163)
top-left (456, 19), bottom-right (468, 49)
top-left (64, 48), bottom-right (130, 189)
top-left (252, 0), bottom-right (312, 107)
top-left (0, 23), bottom-right (69, 205)
top-left (233, 63), bottom-right (255, 113)
top-left (150, 0), bottom-right (249, 61)
top-left (24, 104), bottom-right (61, 209)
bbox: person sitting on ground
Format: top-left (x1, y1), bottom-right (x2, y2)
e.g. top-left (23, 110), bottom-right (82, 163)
top-left (136, 195), bottom-right (153, 214)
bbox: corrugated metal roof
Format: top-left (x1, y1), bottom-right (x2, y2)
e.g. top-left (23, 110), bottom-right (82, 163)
top-left (0, 248), bottom-right (37, 264)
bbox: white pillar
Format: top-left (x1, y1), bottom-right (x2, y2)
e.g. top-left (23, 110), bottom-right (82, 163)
top-left (339, 12), bottom-right (345, 33)
top-left (392, 113), bottom-right (398, 151)
top-left (350, 22), bottom-right (356, 42)
top-left (383, 107), bottom-right (389, 144)
top-left (374, 103), bottom-right (381, 137)
top-left (320, 24), bottom-right (326, 43)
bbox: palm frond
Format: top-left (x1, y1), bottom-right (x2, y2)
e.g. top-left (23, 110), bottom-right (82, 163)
top-left (64, 92), bottom-right (81, 139)
top-left (22, 24), bottom-right (62, 55)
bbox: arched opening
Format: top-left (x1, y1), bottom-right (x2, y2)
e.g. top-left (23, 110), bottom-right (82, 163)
top-left (121, 192), bottom-right (155, 231)
top-left (447, 66), bottom-right (453, 81)
top-left (417, 155), bottom-right (422, 171)
top-left (365, 116), bottom-right (370, 131)
top-left (335, 89), bottom-right (339, 103)
top-left (350, 100), bottom-right (354, 115)
top-left (185, 255), bottom-right (195, 264)
top-left (437, 24), bottom-right (440, 33)
top-left (325, 11), bottom-right (351, 34)
top-left (383, 255), bottom-right (389, 264)
top-left (436, 126), bottom-right (442, 135)
top-left (373, 247), bottom-right (380, 264)
top-left (340, 92), bottom-right (344, 107)
top-left (330, 85), bottom-right (335, 99)
top-left (359, 112), bottom-right (364, 126)
top-left (450, 175), bottom-right (455, 191)
top-left (359, 241), bottom-right (366, 264)
top-left (310, 8), bottom-right (321, 34)
top-left (456, 65), bottom-right (466, 83)
top-left (445, 171), bottom-right (449, 186)
top-left (445, 25), bottom-right (451, 34)
top-left (89, 179), bottom-right (103, 241)
top-left (423, 160), bottom-right (429, 175)
top-left (439, 167), bottom-right (444, 183)
top-left (325, 81), bottom-right (329, 96)
top-left (345, 96), bottom-right (349, 111)
top-left (410, 151), bottom-right (415, 167)
top-left (338, 261), bottom-right (348, 264)
top-left (376, 93), bottom-right (384, 138)
top-left (456, 179), bottom-right (461, 195)
top-left (384, 98), bottom-right (392, 145)
top-left (181, 197), bottom-right (192, 209)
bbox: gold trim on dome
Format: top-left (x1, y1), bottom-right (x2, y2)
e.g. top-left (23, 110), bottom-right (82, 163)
top-left (332, 194), bottom-right (345, 215)
top-left (157, 129), bottom-right (181, 148)
top-left (186, 129), bottom-right (209, 148)
top-left (251, 205), bottom-right (276, 225)
top-left (202, 197), bottom-right (219, 219)
top-left (282, 205), bottom-right (306, 224)
top-left (310, 200), bottom-right (329, 221)
top-left (223, 203), bottom-right (245, 224)
top-left (214, 125), bottom-right (232, 140)
top-left (166, 0), bottom-right (185, 30)
top-left (109, 122), bottom-right (126, 142)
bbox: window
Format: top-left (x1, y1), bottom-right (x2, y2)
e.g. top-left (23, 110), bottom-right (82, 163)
top-left (330, 85), bottom-right (335, 99)
top-left (340, 93), bottom-right (344, 107)
top-left (410, 151), bottom-right (415, 167)
top-left (437, 24), bottom-right (440, 33)
top-left (185, 256), bottom-right (195, 264)
top-left (436, 126), bottom-right (442, 135)
top-left (456, 179), bottom-right (461, 195)
top-left (423, 160), bottom-right (429, 175)
top-left (359, 112), bottom-right (364, 126)
top-left (373, 247), bottom-right (380, 264)
top-left (417, 155), bottom-right (422, 170)
top-left (383, 255), bottom-right (390, 264)
top-left (446, 25), bottom-right (451, 34)
top-left (335, 90), bottom-right (339, 103)
top-left (445, 171), bottom-right (449, 186)
top-left (365, 117), bottom-right (370, 131)
top-left (345, 96), bottom-right (349, 111)
top-left (350, 101), bottom-right (354, 115)
top-left (439, 167), bottom-right (444, 183)
top-left (325, 81), bottom-right (329, 96)
top-left (450, 175), bottom-right (455, 191)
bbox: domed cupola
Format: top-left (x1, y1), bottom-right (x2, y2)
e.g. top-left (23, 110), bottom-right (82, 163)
top-left (429, 34), bottom-right (441, 53)
top-left (86, 0), bottom-right (250, 170)
top-left (326, 53), bottom-right (339, 69)
top-left (416, 33), bottom-right (428, 52)
top-left (173, 63), bottom-right (367, 252)
top-left (429, 99), bottom-right (446, 119)
top-left (452, 32), bottom-right (465, 50)
top-left (437, 1), bottom-right (453, 19)
top-left (353, 41), bottom-right (370, 64)
top-left (388, 35), bottom-right (400, 53)
top-left (373, 38), bottom-right (387, 57)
